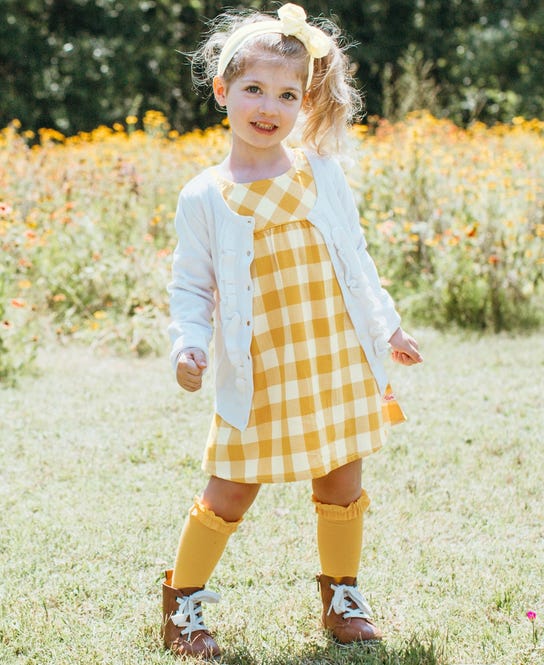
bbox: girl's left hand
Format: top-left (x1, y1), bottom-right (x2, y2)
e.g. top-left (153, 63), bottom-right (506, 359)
top-left (389, 328), bottom-right (423, 366)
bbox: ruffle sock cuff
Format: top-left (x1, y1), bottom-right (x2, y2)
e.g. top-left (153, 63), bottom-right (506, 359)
top-left (312, 489), bottom-right (370, 521)
top-left (190, 496), bottom-right (242, 535)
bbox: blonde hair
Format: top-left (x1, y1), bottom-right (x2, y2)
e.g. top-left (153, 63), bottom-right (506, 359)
top-left (190, 9), bottom-right (363, 155)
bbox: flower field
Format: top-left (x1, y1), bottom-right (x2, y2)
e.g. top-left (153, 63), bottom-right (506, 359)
top-left (355, 114), bottom-right (544, 332)
top-left (1, 111), bottom-right (543, 381)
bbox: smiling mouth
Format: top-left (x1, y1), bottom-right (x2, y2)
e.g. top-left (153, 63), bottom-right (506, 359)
top-left (251, 121), bottom-right (278, 133)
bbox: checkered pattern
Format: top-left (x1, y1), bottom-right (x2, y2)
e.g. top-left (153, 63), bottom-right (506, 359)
top-left (204, 152), bottom-right (405, 483)
top-left (220, 151), bottom-right (316, 232)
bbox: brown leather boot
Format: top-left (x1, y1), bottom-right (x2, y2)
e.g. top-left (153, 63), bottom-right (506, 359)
top-left (316, 574), bottom-right (383, 643)
top-left (162, 569), bottom-right (221, 660)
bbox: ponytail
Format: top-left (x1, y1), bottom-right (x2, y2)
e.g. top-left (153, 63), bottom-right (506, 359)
top-left (302, 21), bottom-right (363, 155)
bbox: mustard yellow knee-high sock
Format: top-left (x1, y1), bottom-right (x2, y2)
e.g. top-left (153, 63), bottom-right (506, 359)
top-left (313, 490), bottom-right (370, 580)
top-left (171, 497), bottom-right (241, 589)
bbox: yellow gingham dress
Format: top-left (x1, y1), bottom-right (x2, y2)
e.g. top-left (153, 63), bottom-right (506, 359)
top-left (203, 151), bottom-right (405, 483)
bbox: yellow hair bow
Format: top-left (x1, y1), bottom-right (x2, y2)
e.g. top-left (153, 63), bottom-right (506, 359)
top-left (277, 4), bottom-right (330, 59)
top-left (217, 3), bottom-right (331, 89)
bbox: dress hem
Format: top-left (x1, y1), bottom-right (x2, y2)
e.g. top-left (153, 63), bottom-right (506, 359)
top-left (201, 440), bottom-right (388, 485)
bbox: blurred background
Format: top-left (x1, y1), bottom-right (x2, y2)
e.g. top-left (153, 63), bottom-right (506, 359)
top-left (2, 1), bottom-right (543, 384)
top-left (2, 0), bottom-right (543, 134)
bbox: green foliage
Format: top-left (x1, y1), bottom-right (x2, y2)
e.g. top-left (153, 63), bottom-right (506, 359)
top-left (308, 0), bottom-right (544, 124)
top-left (0, 295), bottom-right (39, 386)
top-left (442, 4), bottom-right (544, 123)
top-left (0, 1), bottom-right (543, 133)
top-left (0, 0), bottom-right (214, 133)
top-left (0, 181), bottom-right (39, 384)
top-left (381, 46), bottom-right (441, 122)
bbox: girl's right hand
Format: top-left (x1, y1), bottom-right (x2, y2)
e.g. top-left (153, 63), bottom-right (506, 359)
top-left (176, 348), bottom-right (207, 392)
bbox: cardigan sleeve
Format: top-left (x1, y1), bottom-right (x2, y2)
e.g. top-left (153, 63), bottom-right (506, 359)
top-left (167, 183), bottom-right (217, 369)
top-left (332, 159), bottom-right (401, 341)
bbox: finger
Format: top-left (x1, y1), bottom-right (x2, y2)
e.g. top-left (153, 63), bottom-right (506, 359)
top-left (179, 356), bottom-right (202, 377)
top-left (192, 349), bottom-right (208, 370)
top-left (393, 351), bottom-right (416, 366)
top-left (181, 349), bottom-right (207, 372)
top-left (180, 374), bottom-right (202, 391)
top-left (177, 367), bottom-right (198, 389)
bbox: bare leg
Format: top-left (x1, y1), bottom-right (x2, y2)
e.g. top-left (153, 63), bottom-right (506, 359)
top-left (312, 458), bottom-right (362, 506)
top-left (201, 475), bottom-right (261, 522)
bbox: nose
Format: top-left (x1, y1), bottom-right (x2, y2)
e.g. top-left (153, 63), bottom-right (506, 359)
top-left (258, 95), bottom-right (276, 115)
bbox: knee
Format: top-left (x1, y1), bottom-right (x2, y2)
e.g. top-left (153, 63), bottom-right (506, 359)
top-left (226, 483), bottom-right (259, 507)
top-left (312, 461), bottom-right (362, 506)
top-left (314, 484), bottom-right (362, 507)
top-left (201, 477), bottom-right (260, 522)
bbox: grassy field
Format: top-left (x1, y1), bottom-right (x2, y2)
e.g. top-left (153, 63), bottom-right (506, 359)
top-left (1, 328), bottom-right (543, 664)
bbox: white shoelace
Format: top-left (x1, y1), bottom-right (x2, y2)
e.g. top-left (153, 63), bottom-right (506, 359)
top-left (171, 589), bottom-right (221, 639)
top-left (327, 583), bottom-right (373, 620)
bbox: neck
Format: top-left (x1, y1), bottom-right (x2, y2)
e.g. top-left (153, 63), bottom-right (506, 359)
top-left (223, 141), bottom-right (293, 183)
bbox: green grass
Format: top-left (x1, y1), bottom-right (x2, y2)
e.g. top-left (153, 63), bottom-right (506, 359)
top-left (1, 329), bottom-right (543, 664)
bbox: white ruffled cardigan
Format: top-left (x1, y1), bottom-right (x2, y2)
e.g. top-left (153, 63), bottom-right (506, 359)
top-left (168, 150), bottom-right (401, 431)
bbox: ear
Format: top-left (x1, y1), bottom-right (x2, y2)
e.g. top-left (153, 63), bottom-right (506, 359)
top-left (213, 76), bottom-right (228, 107)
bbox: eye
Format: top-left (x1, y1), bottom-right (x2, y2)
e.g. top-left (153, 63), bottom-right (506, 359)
top-left (281, 91), bottom-right (298, 101)
top-left (245, 85), bottom-right (261, 94)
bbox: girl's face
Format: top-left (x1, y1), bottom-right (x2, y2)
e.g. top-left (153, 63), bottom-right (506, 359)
top-left (213, 58), bottom-right (305, 159)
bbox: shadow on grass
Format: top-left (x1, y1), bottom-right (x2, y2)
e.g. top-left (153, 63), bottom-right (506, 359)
top-left (220, 633), bottom-right (447, 665)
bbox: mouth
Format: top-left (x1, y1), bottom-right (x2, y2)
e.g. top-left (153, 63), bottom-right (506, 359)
top-left (251, 121), bottom-right (278, 134)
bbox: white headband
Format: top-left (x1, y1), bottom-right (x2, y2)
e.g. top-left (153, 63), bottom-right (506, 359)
top-left (217, 3), bottom-right (331, 90)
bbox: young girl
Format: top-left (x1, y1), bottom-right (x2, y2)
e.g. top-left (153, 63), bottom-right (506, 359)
top-left (164, 3), bottom-right (422, 659)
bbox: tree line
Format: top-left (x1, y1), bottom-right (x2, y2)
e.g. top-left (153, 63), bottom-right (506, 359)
top-left (1, 0), bottom-right (543, 134)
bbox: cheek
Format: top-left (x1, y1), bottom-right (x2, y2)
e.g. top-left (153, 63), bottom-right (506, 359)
top-left (285, 102), bottom-right (303, 120)
top-left (227, 97), bottom-right (254, 116)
